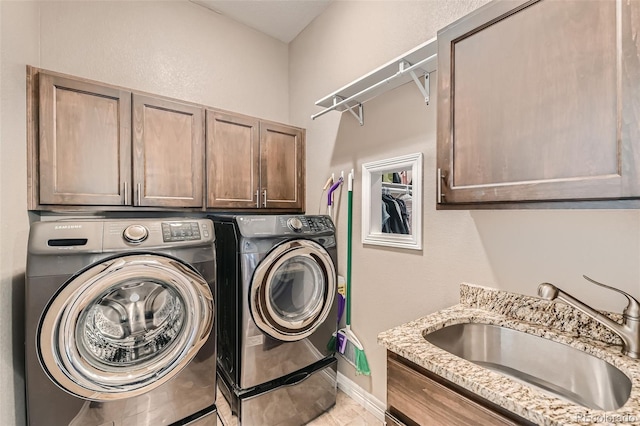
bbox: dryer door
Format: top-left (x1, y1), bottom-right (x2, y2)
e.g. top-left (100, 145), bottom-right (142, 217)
top-left (37, 253), bottom-right (214, 401)
top-left (250, 239), bottom-right (336, 341)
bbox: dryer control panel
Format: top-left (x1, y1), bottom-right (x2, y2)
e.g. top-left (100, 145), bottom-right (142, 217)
top-left (280, 216), bottom-right (334, 233)
top-left (235, 215), bottom-right (335, 237)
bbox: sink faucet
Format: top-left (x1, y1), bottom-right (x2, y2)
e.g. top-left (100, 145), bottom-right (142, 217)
top-left (538, 275), bottom-right (640, 359)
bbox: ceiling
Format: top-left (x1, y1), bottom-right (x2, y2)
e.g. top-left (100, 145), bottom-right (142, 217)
top-left (191, 0), bottom-right (332, 43)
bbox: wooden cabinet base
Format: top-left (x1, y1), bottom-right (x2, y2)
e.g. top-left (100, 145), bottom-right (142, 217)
top-left (386, 352), bottom-right (533, 426)
top-left (384, 411), bottom-right (408, 426)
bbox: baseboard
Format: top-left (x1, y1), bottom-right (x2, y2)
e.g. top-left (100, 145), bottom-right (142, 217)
top-left (336, 372), bottom-right (386, 422)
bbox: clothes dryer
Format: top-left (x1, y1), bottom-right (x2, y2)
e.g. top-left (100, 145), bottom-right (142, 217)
top-left (25, 218), bottom-right (217, 426)
top-left (211, 215), bottom-right (338, 426)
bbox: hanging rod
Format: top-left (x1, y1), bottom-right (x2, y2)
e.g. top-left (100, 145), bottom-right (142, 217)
top-left (311, 37), bottom-right (437, 125)
top-left (382, 182), bottom-right (412, 195)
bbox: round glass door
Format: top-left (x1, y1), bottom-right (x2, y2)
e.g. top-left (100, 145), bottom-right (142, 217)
top-left (250, 239), bottom-right (336, 341)
top-left (38, 253), bottom-right (214, 401)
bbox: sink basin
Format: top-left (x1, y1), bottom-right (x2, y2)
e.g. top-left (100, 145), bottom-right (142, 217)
top-left (424, 323), bottom-right (631, 411)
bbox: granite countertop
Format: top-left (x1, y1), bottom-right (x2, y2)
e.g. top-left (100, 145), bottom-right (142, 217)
top-left (377, 284), bottom-right (640, 426)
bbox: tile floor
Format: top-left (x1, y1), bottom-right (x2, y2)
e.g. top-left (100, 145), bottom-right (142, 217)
top-left (216, 388), bottom-right (383, 426)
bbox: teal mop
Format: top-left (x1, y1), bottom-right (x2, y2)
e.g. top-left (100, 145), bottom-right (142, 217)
top-left (336, 170), bottom-right (370, 375)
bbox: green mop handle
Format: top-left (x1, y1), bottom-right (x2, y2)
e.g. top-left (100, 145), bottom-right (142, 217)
top-left (346, 170), bottom-right (353, 327)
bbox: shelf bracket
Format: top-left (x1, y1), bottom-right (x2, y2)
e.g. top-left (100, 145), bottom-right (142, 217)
top-left (330, 95), bottom-right (364, 126)
top-left (409, 68), bottom-right (430, 105)
top-left (345, 102), bottom-right (364, 126)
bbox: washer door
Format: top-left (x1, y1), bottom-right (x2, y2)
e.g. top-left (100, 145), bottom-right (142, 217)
top-left (250, 239), bottom-right (336, 341)
top-left (37, 253), bottom-right (214, 401)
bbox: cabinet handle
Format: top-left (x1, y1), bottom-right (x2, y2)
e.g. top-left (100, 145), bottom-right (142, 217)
top-left (123, 181), bottom-right (128, 205)
top-left (263, 189), bottom-right (267, 208)
top-left (137, 183), bottom-right (141, 206)
top-left (255, 190), bottom-right (260, 208)
top-left (437, 168), bottom-right (446, 203)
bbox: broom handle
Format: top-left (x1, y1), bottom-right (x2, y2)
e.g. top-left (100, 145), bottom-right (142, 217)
top-left (346, 171), bottom-right (353, 327)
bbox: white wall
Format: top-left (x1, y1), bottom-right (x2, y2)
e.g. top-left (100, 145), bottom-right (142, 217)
top-left (39, 1), bottom-right (288, 121)
top-left (289, 0), bottom-right (640, 404)
top-left (0, 2), bottom-right (289, 424)
top-left (1, 3), bottom-right (40, 425)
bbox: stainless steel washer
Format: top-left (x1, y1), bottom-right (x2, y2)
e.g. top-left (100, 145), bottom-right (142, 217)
top-left (25, 218), bottom-right (217, 426)
top-left (211, 214), bottom-right (338, 426)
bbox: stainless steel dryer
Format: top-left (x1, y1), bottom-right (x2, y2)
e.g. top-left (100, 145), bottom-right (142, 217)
top-left (211, 214), bottom-right (338, 426)
top-left (25, 218), bottom-right (217, 426)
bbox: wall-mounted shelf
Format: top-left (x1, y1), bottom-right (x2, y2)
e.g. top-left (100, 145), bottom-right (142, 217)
top-left (311, 37), bottom-right (437, 125)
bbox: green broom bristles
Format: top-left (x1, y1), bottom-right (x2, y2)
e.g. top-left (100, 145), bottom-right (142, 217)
top-left (340, 327), bottom-right (370, 376)
top-left (354, 347), bottom-right (370, 376)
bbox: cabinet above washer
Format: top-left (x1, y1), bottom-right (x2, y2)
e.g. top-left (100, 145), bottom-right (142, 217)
top-left (31, 68), bottom-right (204, 210)
top-left (27, 66), bottom-right (305, 213)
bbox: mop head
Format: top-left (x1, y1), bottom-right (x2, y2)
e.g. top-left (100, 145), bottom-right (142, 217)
top-left (337, 329), bottom-right (370, 376)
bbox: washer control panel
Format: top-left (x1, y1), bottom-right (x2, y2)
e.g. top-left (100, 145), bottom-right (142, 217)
top-left (162, 221), bottom-right (202, 242)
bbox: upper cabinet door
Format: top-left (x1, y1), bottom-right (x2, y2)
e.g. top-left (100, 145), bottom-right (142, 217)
top-left (133, 94), bottom-right (204, 208)
top-left (437, 0), bottom-right (640, 205)
top-left (38, 73), bottom-right (131, 205)
top-left (260, 122), bottom-right (305, 210)
top-left (206, 110), bottom-right (260, 208)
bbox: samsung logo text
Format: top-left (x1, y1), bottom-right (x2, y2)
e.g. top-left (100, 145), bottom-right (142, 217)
top-left (54, 225), bottom-right (82, 230)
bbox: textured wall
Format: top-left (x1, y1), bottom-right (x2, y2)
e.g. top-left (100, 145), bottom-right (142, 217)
top-left (0, 2), bottom-right (288, 424)
top-left (289, 0), bottom-right (640, 405)
top-left (39, 1), bottom-right (289, 122)
top-left (1, 3), bottom-right (40, 425)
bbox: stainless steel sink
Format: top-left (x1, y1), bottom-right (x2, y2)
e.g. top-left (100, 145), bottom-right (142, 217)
top-left (424, 323), bottom-right (631, 411)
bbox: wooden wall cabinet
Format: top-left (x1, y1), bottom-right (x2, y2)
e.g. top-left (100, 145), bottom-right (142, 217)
top-left (36, 72), bottom-right (132, 206)
top-left (29, 67), bottom-right (305, 212)
top-left (386, 352), bottom-right (532, 426)
top-left (133, 94), bottom-right (204, 208)
top-left (206, 110), bottom-right (260, 209)
top-left (34, 70), bottom-right (204, 209)
top-left (206, 110), bottom-right (305, 211)
top-left (259, 121), bottom-right (305, 210)
top-left (436, 0), bottom-right (640, 206)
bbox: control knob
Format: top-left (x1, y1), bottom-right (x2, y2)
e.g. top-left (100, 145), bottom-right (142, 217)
top-left (123, 224), bottom-right (149, 243)
top-left (287, 217), bottom-right (303, 232)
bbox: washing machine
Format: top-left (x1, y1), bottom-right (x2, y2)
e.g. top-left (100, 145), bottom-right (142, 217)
top-left (211, 214), bottom-right (338, 426)
top-left (25, 218), bottom-right (217, 426)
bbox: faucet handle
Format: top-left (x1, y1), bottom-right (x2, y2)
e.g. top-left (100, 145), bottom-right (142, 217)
top-left (583, 275), bottom-right (640, 319)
